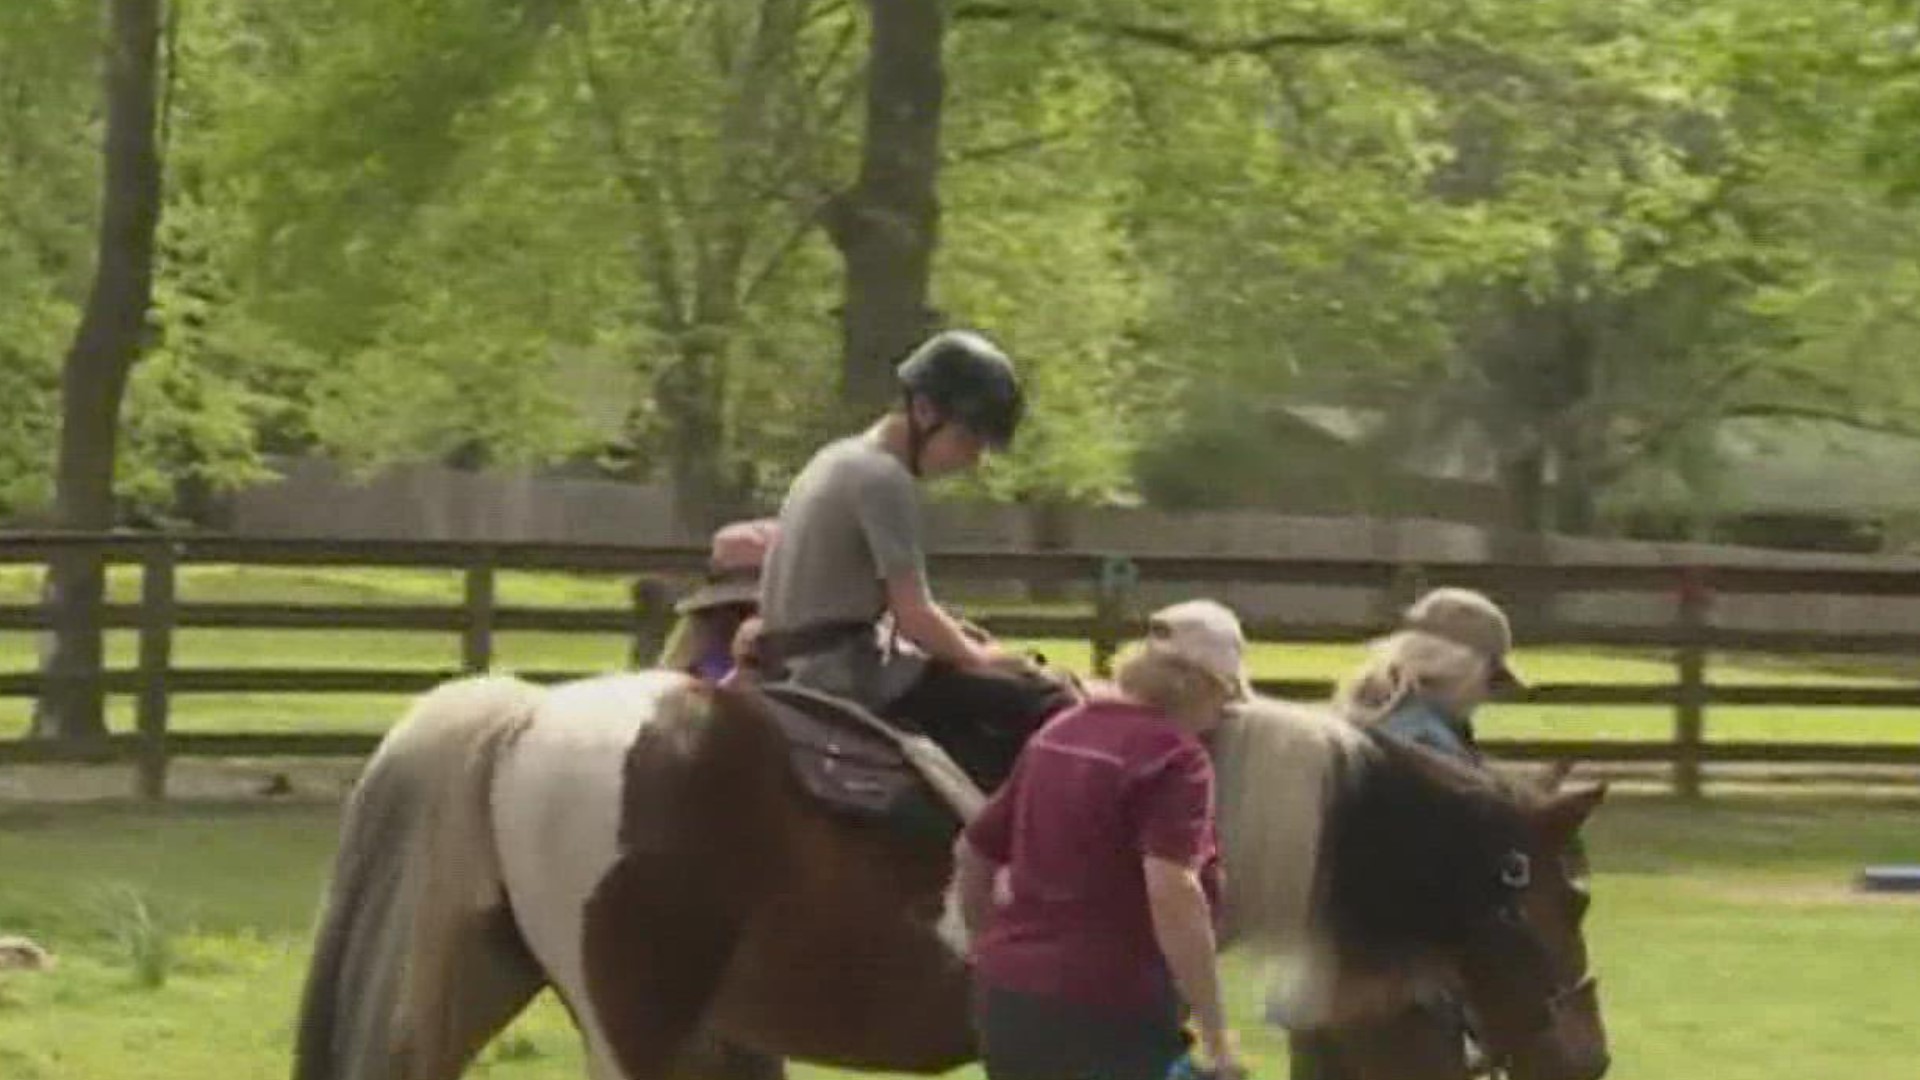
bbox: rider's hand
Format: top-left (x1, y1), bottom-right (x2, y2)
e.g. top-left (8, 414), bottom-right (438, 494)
top-left (967, 638), bottom-right (1017, 670)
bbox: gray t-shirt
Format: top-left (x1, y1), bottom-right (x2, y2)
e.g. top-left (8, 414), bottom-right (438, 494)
top-left (759, 432), bottom-right (927, 703)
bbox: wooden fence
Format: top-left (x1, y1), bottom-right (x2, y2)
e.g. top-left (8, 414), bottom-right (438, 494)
top-left (2, 533), bottom-right (1919, 799)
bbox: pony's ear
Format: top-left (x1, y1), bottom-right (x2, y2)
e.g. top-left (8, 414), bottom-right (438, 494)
top-left (1534, 782), bottom-right (1607, 843)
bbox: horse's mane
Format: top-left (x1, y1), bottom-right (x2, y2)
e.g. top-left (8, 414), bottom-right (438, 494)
top-left (1210, 697), bottom-right (1367, 956)
top-left (1212, 696), bottom-right (1544, 1024)
top-left (1319, 733), bottom-right (1532, 965)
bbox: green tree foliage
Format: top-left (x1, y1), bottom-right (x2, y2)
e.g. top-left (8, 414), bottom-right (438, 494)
top-left (8, 0), bottom-right (1920, 537)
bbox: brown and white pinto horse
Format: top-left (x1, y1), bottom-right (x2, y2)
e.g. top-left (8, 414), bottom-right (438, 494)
top-left (291, 673), bottom-right (1608, 1080)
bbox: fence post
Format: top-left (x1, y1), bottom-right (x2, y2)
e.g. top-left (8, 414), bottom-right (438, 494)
top-left (135, 540), bottom-right (177, 801)
top-left (629, 578), bottom-right (677, 669)
top-left (463, 554), bottom-right (496, 674)
top-left (1673, 566), bottom-right (1712, 799)
top-left (1383, 561), bottom-right (1428, 622)
top-left (1092, 555), bottom-right (1138, 678)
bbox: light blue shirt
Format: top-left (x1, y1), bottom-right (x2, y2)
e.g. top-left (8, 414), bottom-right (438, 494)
top-left (1374, 695), bottom-right (1481, 765)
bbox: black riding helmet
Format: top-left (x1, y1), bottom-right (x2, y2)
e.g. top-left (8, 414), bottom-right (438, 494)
top-left (895, 330), bottom-right (1026, 461)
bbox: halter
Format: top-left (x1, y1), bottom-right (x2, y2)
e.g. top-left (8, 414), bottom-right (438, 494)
top-left (1468, 848), bottom-right (1601, 1079)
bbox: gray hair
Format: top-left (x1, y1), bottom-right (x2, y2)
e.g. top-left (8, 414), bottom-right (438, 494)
top-left (1114, 641), bottom-right (1230, 726)
top-left (1335, 630), bottom-right (1491, 727)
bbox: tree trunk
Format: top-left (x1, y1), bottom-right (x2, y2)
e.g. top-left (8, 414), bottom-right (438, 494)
top-left (655, 335), bottom-right (735, 539)
top-left (1546, 305), bottom-right (1600, 535)
top-left (1500, 445), bottom-right (1549, 535)
top-left (1023, 498), bottom-right (1074, 602)
top-left (824, 0), bottom-right (947, 413)
top-left (33, 0), bottom-right (166, 741)
top-left (1551, 427), bottom-right (1600, 535)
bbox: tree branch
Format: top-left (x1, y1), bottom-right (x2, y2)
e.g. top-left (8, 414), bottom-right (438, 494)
top-left (1717, 402), bottom-right (1920, 440)
top-left (951, 2), bottom-right (1403, 58)
top-left (1590, 359), bottom-right (1763, 484)
top-left (943, 130), bottom-right (1073, 167)
top-left (739, 203), bottom-right (825, 308)
top-left (566, 17), bottom-right (689, 330)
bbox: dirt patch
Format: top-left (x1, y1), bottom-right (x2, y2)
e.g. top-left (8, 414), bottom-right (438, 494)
top-left (0, 758), bottom-right (361, 804)
top-left (1689, 878), bottom-right (1920, 907)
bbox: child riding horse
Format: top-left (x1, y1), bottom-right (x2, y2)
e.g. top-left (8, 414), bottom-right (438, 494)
top-left (755, 329), bottom-right (1074, 788)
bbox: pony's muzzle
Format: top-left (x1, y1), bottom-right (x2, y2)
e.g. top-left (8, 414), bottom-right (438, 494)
top-left (1510, 976), bottom-right (1608, 1080)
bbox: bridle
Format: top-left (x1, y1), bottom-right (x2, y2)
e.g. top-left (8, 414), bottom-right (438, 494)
top-left (1468, 849), bottom-right (1601, 1079)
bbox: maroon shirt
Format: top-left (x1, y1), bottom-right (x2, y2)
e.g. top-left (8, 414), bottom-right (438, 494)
top-left (964, 696), bottom-right (1222, 1016)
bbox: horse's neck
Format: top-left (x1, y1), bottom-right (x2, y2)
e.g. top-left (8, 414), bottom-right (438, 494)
top-left (1320, 742), bottom-right (1516, 962)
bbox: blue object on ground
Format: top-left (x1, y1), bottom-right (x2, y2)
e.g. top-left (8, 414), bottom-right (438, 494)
top-left (1858, 866), bottom-right (1920, 893)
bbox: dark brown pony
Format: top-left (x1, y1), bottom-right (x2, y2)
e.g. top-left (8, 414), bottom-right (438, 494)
top-left (290, 674), bottom-right (1606, 1080)
top-left (1287, 763), bottom-right (1605, 1080)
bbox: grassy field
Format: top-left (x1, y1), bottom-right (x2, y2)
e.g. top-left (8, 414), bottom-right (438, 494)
top-left (0, 564), bottom-right (1917, 747)
top-left (0, 794), bottom-right (1915, 1079)
top-left (0, 567), bottom-right (1916, 1077)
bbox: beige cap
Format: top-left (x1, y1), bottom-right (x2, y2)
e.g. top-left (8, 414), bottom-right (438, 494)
top-left (1402, 587), bottom-right (1524, 690)
top-left (1146, 599), bottom-right (1252, 700)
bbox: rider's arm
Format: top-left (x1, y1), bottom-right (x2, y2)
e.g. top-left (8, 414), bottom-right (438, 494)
top-left (887, 572), bottom-right (994, 668)
top-left (855, 457), bottom-right (994, 669)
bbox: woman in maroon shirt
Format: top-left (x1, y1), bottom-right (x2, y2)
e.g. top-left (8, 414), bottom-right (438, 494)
top-left (957, 600), bottom-right (1252, 1080)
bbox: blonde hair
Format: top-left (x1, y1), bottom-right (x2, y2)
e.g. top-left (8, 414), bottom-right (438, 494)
top-left (1335, 630), bottom-right (1491, 727)
top-left (656, 609), bottom-right (746, 672)
top-left (1114, 642), bottom-right (1230, 726)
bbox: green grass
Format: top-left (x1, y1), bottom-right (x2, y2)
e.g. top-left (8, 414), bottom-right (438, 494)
top-left (1, 795), bottom-right (1915, 1078)
top-left (0, 565), bottom-right (1916, 746)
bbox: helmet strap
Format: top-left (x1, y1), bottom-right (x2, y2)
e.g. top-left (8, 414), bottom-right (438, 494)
top-left (903, 390), bottom-right (945, 478)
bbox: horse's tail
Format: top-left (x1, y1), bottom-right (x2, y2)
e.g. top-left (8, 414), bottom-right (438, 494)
top-left (293, 675), bottom-right (549, 1080)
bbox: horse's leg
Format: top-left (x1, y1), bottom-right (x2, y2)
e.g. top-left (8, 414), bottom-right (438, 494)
top-left (578, 842), bottom-right (757, 1080)
top-left (668, 1032), bottom-right (786, 1080)
top-left (1294, 1004), bottom-right (1475, 1080)
top-left (427, 907), bottom-right (548, 1077)
top-left (1290, 1032), bottom-right (1358, 1080)
top-left (577, 690), bottom-right (791, 1080)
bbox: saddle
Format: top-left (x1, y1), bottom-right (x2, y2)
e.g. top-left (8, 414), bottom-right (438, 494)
top-left (750, 682), bottom-right (986, 835)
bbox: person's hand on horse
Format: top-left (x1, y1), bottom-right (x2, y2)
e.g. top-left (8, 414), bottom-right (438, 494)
top-left (969, 637), bottom-right (1026, 672)
top-left (973, 637), bottom-right (1060, 678)
top-left (954, 614), bottom-right (1063, 673)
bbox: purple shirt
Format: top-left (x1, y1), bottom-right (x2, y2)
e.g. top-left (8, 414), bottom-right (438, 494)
top-left (687, 645), bottom-right (733, 683)
top-left (964, 697), bottom-right (1222, 1016)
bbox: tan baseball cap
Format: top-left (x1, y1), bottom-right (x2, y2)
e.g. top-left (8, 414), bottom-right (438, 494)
top-left (1401, 587), bottom-right (1525, 690)
top-left (1146, 599), bottom-right (1253, 700)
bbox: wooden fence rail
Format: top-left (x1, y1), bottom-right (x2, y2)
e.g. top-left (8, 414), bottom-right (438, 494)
top-left (1, 533), bottom-right (1918, 798)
